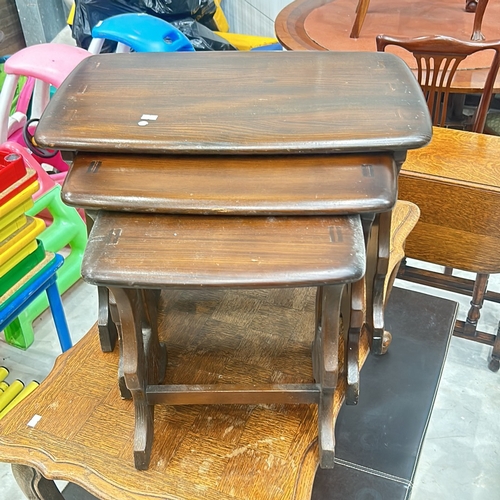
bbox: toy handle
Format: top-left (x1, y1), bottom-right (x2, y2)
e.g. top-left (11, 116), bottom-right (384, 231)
top-left (23, 118), bottom-right (58, 159)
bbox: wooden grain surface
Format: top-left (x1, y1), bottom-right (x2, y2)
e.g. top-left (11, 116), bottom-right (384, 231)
top-left (82, 212), bottom-right (365, 288)
top-left (400, 127), bottom-right (500, 273)
top-left (403, 127), bottom-right (500, 188)
top-left (62, 152), bottom-right (397, 215)
top-left (0, 288), bottom-right (370, 500)
top-left (35, 51), bottom-right (431, 155)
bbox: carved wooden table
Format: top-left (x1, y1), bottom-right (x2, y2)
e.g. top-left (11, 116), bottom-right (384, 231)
top-left (34, 51), bottom-right (431, 470)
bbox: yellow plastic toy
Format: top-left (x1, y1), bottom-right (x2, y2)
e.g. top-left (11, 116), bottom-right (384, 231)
top-left (214, 32), bottom-right (279, 51)
top-left (0, 216), bottom-right (45, 271)
top-left (0, 380), bottom-right (39, 419)
top-left (0, 180), bottom-right (38, 219)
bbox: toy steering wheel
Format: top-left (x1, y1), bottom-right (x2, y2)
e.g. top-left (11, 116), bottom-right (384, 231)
top-left (23, 118), bottom-right (58, 158)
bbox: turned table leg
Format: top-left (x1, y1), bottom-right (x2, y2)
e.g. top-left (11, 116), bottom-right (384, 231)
top-left (11, 464), bottom-right (64, 500)
top-left (489, 322), bottom-right (500, 372)
top-left (460, 273), bottom-right (489, 337)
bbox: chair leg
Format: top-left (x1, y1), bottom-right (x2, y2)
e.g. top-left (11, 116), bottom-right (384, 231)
top-left (45, 281), bottom-right (72, 352)
top-left (350, 0), bottom-right (371, 38)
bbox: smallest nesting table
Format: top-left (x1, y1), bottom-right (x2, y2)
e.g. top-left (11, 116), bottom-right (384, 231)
top-left (83, 211), bottom-right (365, 469)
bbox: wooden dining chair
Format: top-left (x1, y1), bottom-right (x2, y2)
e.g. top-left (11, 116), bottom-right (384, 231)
top-left (377, 34), bottom-right (500, 370)
top-left (376, 34), bottom-right (500, 132)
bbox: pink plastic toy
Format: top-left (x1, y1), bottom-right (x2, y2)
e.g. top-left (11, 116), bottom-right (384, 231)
top-left (0, 44), bottom-right (91, 175)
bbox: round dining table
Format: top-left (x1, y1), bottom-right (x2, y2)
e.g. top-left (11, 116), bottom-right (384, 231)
top-left (275, 0), bottom-right (500, 92)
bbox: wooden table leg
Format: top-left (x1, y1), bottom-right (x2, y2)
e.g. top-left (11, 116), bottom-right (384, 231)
top-left (489, 321), bottom-right (500, 372)
top-left (346, 278), bottom-right (365, 405)
top-left (363, 211), bottom-right (392, 356)
top-left (98, 286), bottom-right (118, 352)
top-left (11, 464), bottom-right (64, 500)
top-left (458, 273), bottom-right (489, 337)
top-left (471, 0), bottom-right (490, 42)
top-left (313, 284), bottom-right (344, 468)
top-left (109, 287), bottom-right (166, 470)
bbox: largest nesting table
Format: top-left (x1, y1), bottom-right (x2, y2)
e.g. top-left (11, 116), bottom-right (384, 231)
top-left (34, 51), bottom-right (431, 471)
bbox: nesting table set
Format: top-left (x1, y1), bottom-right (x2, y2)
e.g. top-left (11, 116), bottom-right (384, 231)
top-left (34, 51), bottom-right (431, 471)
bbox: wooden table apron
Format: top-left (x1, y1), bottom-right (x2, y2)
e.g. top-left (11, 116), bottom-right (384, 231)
top-left (35, 51), bottom-right (432, 472)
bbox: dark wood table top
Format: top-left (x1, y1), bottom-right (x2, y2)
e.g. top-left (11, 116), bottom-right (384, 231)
top-left (83, 212), bottom-right (365, 289)
top-left (35, 51), bottom-right (431, 155)
top-left (63, 152), bottom-right (397, 214)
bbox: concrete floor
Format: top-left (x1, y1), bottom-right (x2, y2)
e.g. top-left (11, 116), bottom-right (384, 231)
top-left (1, 261), bottom-right (499, 499)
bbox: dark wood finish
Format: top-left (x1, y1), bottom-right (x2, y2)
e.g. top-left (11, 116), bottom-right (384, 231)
top-left (275, 0), bottom-right (500, 92)
top-left (97, 285), bottom-right (117, 352)
top-left (81, 211), bottom-right (365, 469)
top-left (376, 34), bottom-right (500, 133)
top-left (399, 126), bottom-right (500, 365)
top-left (47, 51), bottom-right (429, 367)
top-left (64, 150), bottom-right (400, 363)
top-left (83, 212), bottom-right (365, 289)
top-left (35, 51), bottom-right (431, 155)
top-left (63, 152), bottom-right (397, 215)
top-left (471, 0), bottom-right (491, 40)
top-left (0, 288), bottom-right (371, 499)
